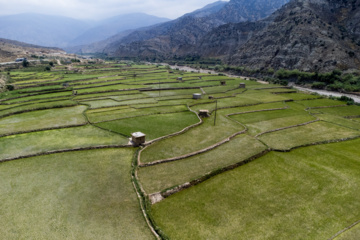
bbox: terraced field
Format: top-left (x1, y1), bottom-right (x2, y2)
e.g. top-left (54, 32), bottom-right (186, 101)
top-left (1, 62), bottom-right (360, 239)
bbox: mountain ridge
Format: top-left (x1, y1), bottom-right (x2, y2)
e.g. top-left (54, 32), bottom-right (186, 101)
top-left (103, 0), bottom-right (290, 59)
top-left (0, 12), bottom-right (170, 48)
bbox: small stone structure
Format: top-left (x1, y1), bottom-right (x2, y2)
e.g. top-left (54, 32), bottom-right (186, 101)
top-left (72, 90), bottom-right (77, 96)
top-left (220, 80), bottom-right (226, 86)
top-left (131, 132), bottom-right (146, 146)
top-left (193, 93), bottom-right (202, 99)
top-left (239, 83), bottom-right (246, 88)
top-left (199, 110), bottom-right (210, 118)
top-left (208, 96), bottom-right (214, 99)
top-left (62, 83), bottom-right (69, 88)
top-left (199, 76), bottom-right (202, 80)
top-left (177, 77), bottom-right (183, 81)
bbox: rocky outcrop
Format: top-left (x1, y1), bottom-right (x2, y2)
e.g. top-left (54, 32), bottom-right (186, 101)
top-left (227, 0), bottom-right (360, 72)
top-left (196, 21), bottom-right (269, 58)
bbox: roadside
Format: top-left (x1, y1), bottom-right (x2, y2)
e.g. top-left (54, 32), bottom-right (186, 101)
top-left (165, 64), bottom-right (360, 103)
top-left (292, 85), bottom-right (360, 103)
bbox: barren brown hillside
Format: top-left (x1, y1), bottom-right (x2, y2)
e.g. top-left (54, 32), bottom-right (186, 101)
top-left (0, 38), bottom-right (65, 62)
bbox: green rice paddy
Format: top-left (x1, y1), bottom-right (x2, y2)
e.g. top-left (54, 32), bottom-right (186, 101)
top-left (0, 149), bottom-right (153, 239)
top-left (1, 63), bottom-right (360, 239)
top-left (152, 139), bottom-right (360, 240)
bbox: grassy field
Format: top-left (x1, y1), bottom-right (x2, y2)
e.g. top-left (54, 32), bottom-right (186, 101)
top-left (0, 125), bottom-right (128, 160)
top-left (140, 114), bottom-right (244, 163)
top-left (313, 105), bottom-right (360, 116)
top-left (0, 105), bottom-right (87, 135)
top-left (229, 107), bottom-right (316, 135)
top-left (2, 63), bottom-right (360, 239)
top-left (0, 149), bottom-right (153, 240)
top-left (86, 105), bottom-right (188, 123)
top-left (259, 121), bottom-right (360, 150)
top-left (152, 139), bottom-right (360, 240)
top-left (96, 111), bottom-right (199, 140)
top-left (335, 223), bottom-right (360, 240)
top-left (139, 134), bottom-right (266, 194)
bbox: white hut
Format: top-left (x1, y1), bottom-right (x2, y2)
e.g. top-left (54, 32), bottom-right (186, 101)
top-left (131, 132), bottom-right (146, 146)
top-left (193, 93), bottom-right (202, 99)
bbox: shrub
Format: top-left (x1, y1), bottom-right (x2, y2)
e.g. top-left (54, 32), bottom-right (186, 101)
top-left (6, 85), bottom-right (14, 91)
top-left (339, 96), bottom-right (355, 105)
top-left (311, 82), bottom-right (326, 89)
top-left (22, 59), bottom-right (29, 68)
top-left (326, 82), bottom-right (343, 91)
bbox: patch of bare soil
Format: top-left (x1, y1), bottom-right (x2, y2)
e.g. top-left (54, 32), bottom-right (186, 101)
top-left (0, 75), bottom-right (7, 91)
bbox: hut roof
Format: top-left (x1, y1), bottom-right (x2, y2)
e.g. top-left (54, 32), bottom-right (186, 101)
top-left (132, 132), bottom-right (146, 138)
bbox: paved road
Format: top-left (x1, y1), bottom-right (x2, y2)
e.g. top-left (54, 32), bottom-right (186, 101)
top-left (292, 85), bottom-right (360, 103)
top-left (0, 61), bottom-right (17, 66)
top-left (0, 60), bottom-right (43, 66)
top-left (166, 64), bottom-right (360, 103)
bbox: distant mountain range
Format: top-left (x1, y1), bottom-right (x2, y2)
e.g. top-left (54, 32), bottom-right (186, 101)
top-left (0, 13), bottom-right (170, 48)
top-left (1, 0), bottom-right (359, 72)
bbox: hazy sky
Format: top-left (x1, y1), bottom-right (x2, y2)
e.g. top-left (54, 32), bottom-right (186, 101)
top-left (0, 0), bottom-right (229, 20)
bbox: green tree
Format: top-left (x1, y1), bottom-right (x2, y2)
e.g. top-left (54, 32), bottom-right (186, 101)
top-left (22, 59), bottom-right (29, 68)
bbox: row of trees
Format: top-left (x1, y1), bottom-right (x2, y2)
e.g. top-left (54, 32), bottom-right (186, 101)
top-left (195, 64), bottom-right (360, 93)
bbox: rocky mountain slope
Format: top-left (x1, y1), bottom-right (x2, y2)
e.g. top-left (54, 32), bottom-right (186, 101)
top-left (104, 0), bottom-right (289, 59)
top-left (0, 38), bottom-right (64, 62)
top-left (199, 0), bottom-right (360, 72)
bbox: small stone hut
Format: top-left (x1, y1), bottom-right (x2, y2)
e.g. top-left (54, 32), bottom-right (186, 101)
top-left (199, 110), bottom-right (210, 118)
top-left (131, 132), bottom-right (146, 146)
top-left (177, 77), bottom-right (183, 81)
top-left (193, 93), bottom-right (202, 99)
top-left (239, 83), bottom-right (246, 88)
top-left (220, 80), bottom-right (226, 86)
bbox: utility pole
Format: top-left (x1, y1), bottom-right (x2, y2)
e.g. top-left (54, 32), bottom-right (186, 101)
top-left (214, 100), bottom-right (218, 126)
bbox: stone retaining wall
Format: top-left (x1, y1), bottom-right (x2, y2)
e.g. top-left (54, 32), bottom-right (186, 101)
top-left (0, 103), bottom-right (78, 119)
top-left (271, 91), bottom-right (297, 94)
top-left (140, 129), bottom-right (247, 167)
top-left (0, 123), bottom-right (88, 138)
top-left (273, 135), bottom-right (360, 152)
top-left (158, 149), bottom-right (270, 200)
top-left (255, 120), bottom-right (320, 138)
top-left (0, 144), bottom-right (131, 164)
top-left (227, 107), bottom-right (289, 117)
